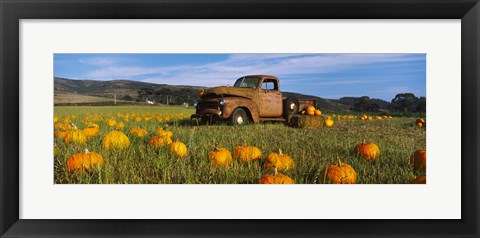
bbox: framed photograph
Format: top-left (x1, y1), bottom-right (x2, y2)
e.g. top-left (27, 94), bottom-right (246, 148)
top-left (1, 0), bottom-right (478, 237)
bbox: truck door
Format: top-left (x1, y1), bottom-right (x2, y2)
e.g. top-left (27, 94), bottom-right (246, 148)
top-left (258, 78), bottom-right (283, 117)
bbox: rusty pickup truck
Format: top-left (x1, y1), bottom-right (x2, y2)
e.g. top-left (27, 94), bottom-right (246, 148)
top-left (191, 75), bottom-right (319, 125)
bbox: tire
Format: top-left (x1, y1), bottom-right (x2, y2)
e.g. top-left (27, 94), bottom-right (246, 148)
top-left (229, 108), bottom-right (250, 125)
top-left (199, 116), bottom-right (211, 125)
top-left (283, 96), bottom-right (300, 120)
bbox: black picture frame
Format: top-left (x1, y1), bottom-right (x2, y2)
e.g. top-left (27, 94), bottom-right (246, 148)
top-left (1, 0), bottom-right (479, 237)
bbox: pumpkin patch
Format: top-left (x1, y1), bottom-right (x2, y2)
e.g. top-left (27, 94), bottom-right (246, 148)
top-left (54, 106), bottom-right (425, 184)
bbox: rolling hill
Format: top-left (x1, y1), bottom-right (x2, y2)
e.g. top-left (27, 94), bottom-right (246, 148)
top-left (54, 77), bottom-right (206, 106)
top-left (54, 77), bottom-right (390, 111)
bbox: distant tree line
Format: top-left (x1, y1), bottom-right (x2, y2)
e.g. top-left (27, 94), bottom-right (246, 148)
top-left (135, 87), bottom-right (202, 105)
top-left (352, 93), bottom-right (426, 113)
top-left (135, 87), bottom-right (426, 113)
top-left (390, 93), bottom-right (426, 113)
top-left (352, 96), bottom-right (380, 112)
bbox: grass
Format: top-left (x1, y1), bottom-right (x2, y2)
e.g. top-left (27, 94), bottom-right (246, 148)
top-left (54, 105), bottom-right (426, 184)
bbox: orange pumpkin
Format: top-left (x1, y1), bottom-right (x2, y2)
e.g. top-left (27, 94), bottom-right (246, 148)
top-left (306, 106), bottom-right (316, 116)
top-left (102, 131), bottom-right (130, 149)
top-left (410, 149), bottom-right (426, 171)
top-left (54, 129), bottom-right (69, 139)
top-left (314, 109), bottom-right (322, 116)
top-left (168, 141), bottom-right (188, 158)
top-left (129, 127), bottom-right (148, 138)
top-left (234, 143), bottom-right (262, 163)
top-left (64, 125), bottom-right (87, 145)
top-left (115, 122), bottom-right (125, 129)
top-left (208, 147), bottom-right (233, 167)
top-left (264, 149), bottom-right (295, 171)
top-left (353, 140), bottom-right (380, 160)
top-left (324, 160), bottom-right (357, 184)
top-left (324, 118), bottom-right (334, 127)
top-left (83, 123), bottom-right (100, 139)
top-left (156, 128), bottom-right (173, 138)
top-left (410, 175), bottom-right (426, 184)
top-left (416, 118), bottom-right (426, 127)
top-left (66, 149), bottom-right (104, 173)
top-left (259, 174), bottom-right (294, 184)
top-left (148, 135), bottom-right (172, 148)
top-left (105, 119), bottom-right (117, 127)
top-left (54, 123), bottom-right (72, 130)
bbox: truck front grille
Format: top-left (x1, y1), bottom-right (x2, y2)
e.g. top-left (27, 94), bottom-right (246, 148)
top-left (197, 101), bottom-right (219, 111)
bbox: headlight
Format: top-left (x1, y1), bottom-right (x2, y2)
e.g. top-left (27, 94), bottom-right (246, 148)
top-left (219, 98), bottom-right (225, 106)
top-left (193, 100), bottom-right (198, 107)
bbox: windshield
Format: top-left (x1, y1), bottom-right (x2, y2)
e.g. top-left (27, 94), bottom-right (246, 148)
top-left (233, 77), bottom-right (259, 88)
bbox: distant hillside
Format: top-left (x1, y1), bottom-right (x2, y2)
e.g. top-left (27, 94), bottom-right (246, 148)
top-left (54, 77), bottom-right (391, 111)
top-left (54, 77), bottom-right (206, 105)
top-left (55, 77), bottom-right (204, 98)
top-left (332, 97), bottom-right (391, 111)
top-left (282, 92), bottom-right (351, 112)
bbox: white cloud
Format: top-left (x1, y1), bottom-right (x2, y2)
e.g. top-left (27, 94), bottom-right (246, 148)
top-left (79, 56), bottom-right (127, 66)
top-left (311, 78), bottom-right (398, 86)
top-left (81, 54), bottom-right (425, 87)
top-left (374, 86), bottom-right (419, 94)
top-left (225, 54), bottom-right (310, 62)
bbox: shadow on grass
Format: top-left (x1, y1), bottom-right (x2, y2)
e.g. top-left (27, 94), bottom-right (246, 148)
top-left (168, 118), bottom-right (288, 127)
top-left (167, 118), bottom-right (229, 127)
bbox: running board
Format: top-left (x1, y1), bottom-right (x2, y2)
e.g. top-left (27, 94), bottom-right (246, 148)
top-left (259, 117), bottom-right (287, 122)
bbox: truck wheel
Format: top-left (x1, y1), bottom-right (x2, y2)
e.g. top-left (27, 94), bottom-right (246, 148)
top-left (230, 108), bottom-right (250, 125)
top-left (284, 96), bottom-right (300, 120)
top-left (200, 116), bottom-right (211, 125)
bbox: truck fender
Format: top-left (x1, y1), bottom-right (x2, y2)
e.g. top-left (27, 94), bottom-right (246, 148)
top-left (223, 97), bottom-right (260, 122)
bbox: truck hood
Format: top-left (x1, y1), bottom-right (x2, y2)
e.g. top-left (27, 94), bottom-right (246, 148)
top-left (204, 86), bottom-right (255, 99)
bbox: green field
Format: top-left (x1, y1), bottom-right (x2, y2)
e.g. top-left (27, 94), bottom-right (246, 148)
top-left (54, 105), bottom-right (426, 184)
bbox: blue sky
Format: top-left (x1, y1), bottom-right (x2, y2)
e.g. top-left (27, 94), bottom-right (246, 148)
top-left (54, 54), bottom-right (426, 101)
